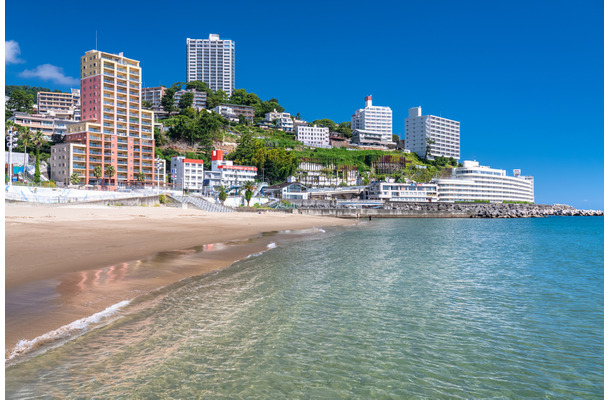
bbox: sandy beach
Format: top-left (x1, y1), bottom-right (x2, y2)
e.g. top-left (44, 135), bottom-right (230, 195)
top-left (5, 204), bottom-right (353, 356)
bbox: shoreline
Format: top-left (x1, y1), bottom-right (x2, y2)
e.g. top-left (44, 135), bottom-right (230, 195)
top-left (5, 204), bottom-right (354, 358)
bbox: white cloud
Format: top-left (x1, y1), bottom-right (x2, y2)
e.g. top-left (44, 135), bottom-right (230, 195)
top-left (6, 40), bottom-right (25, 64)
top-left (20, 64), bottom-right (79, 86)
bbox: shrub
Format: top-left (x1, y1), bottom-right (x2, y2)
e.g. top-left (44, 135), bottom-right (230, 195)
top-left (159, 194), bottom-right (167, 204)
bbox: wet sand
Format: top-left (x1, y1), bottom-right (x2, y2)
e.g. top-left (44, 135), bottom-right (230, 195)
top-left (5, 204), bottom-right (353, 356)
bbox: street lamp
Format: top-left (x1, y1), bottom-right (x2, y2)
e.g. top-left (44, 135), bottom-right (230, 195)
top-left (155, 157), bottom-right (163, 194)
top-left (6, 127), bottom-right (18, 186)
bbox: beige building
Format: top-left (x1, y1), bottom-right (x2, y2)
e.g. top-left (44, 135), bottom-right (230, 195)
top-left (9, 112), bottom-right (77, 140)
top-left (37, 89), bottom-right (81, 120)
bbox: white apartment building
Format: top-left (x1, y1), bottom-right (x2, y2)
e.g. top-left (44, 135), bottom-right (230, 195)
top-left (432, 161), bottom-right (534, 203)
top-left (174, 89), bottom-right (207, 110)
top-left (404, 106), bottom-right (460, 160)
top-left (171, 156), bottom-right (206, 191)
top-left (351, 95), bottom-right (392, 144)
top-left (142, 86), bottom-right (166, 113)
top-left (186, 34), bottom-right (235, 96)
top-left (295, 125), bottom-right (330, 147)
top-left (265, 109), bottom-right (293, 132)
top-left (351, 129), bottom-right (393, 149)
top-left (213, 104), bottom-right (238, 122)
top-left (202, 150), bottom-right (257, 193)
top-left (365, 180), bottom-right (439, 202)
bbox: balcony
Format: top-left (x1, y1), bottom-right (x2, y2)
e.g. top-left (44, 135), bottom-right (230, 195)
top-left (118, 146), bottom-right (128, 150)
top-left (117, 161), bottom-right (128, 165)
top-left (73, 149), bottom-right (86, 155)
top-left (117, 167), bottom-right (128, 172)
top-left (73, 163), bottom-right (86, 169)
top-left (117, 139), bottom-right (128, 144)
top-left (73, 156), bottom-right (86, 162)
top-left (117, 89), bottom-right (127, 94)
top-left (89, 158), bottom-right (102, 163)
top-left (103, 129), bottom-right (113, 134)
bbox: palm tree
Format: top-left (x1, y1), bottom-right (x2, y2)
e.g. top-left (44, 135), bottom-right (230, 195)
top-left (105, 165), bottom-right (116, 187)
top-left (218, 185), bottom-right (227, 204)
top-left (19, 125), bottom-right (33, 178)
top-left (136, 172), bottom-right (146, 185)
top-left (241, 180), bottom-right (256, 207)
top-left (31, 129), bottom-right (46, 184)
top-left (69, 172), bottom-right (81, 186)
top-left (93, 165), bottom-right (103, 186)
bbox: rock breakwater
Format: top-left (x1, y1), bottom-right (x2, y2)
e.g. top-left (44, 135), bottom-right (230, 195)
top-left (295, 201), bottom-right (603, 219)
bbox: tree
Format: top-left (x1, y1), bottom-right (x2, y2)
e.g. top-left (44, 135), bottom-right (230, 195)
top-left (136, 172), bottom-right (146, 183)
top-left (425, 138), bottom-right (436, 160)
top-left (312, 118), bottom-right (338, 131)
top-left (105, 165), bottom-right (116, 186)
top-left (178, 91), bottom-right (194, 111)
top-left (6, 89), bottom-right (35, 115)
top-left (185, 80), bottom-right (212, 96)
top-left (161, 84), bottom-right (181, 115)
top-left (238, 114), bottom-right (249, 126)
top-left (242, 180), bottom-right (256, 206)
top-left (392, 134), bottom-right (400, 145)
top-left (142, 100), bottom-right (153, 109)
top-left (93, 165), bottom-right (103, 185)
top-left (19, 125), bottom-right (33, 173)
top-left (295, 112), bottom-right (301, 120)
top-left (70, 172), bottom-right (81, 185)
top-left (154, 126), bottom-right (169, 146)
top-left (218, 186), bottom-right (228, 203)
top-left (31, 130), bottom-right (47, 183)
top-left (206, 90), bottom-right (228, 109)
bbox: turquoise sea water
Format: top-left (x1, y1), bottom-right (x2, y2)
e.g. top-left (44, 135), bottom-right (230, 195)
top-left (6, 217), bottom-right (603, 399)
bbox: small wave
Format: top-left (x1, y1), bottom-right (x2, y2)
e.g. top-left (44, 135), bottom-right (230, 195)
top-left (267, 242), bottom-right (277, 249)
top-left (7, 299), bottom-right (131, 362)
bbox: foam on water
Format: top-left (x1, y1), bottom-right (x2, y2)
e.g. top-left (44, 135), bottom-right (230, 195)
top-left (6, 299), bottom-right (131, 362)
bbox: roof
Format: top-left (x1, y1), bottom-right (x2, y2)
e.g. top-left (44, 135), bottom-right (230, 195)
top-left (266, 182), bottom-right (307, 190)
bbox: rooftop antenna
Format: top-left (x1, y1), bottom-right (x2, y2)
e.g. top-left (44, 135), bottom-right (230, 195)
top-left (95, 30), bottom-right (98, 50)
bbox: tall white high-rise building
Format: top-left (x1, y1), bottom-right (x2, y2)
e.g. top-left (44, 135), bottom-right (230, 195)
top-left (351, 95), bottom-right (392, 143)
top-left (404, 106), bottom-right (460, 160)
top-left (186, 34), bottom-right (235, 96)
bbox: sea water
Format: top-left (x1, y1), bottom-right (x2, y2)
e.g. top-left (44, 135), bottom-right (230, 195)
top-left (5, 217), bottom-right (603, 398)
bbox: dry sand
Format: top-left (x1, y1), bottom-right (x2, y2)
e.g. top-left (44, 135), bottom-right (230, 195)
top-left (5, 204), bottom-right (353, 355)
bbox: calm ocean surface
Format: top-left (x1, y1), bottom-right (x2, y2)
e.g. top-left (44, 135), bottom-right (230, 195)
top-left (6, 217), bottom-right (603, 399)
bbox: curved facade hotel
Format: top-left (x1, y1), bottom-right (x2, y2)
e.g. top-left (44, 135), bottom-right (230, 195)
top-left (433, 161), bottom-right (534, 203)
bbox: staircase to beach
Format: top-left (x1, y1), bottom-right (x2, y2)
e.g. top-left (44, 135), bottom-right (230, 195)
top-left (170, 194), bottom-right (235, 213)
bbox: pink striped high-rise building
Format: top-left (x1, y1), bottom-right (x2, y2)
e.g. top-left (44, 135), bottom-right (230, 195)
top-left (55, 50), bottom-right (155, 187)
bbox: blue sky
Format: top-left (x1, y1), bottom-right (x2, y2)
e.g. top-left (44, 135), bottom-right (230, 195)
top-left (5, 0), bottom-right (603, 209)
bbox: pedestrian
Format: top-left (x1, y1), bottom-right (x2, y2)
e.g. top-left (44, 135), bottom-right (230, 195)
top-left (368, 215), bottom-right (372, 222)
